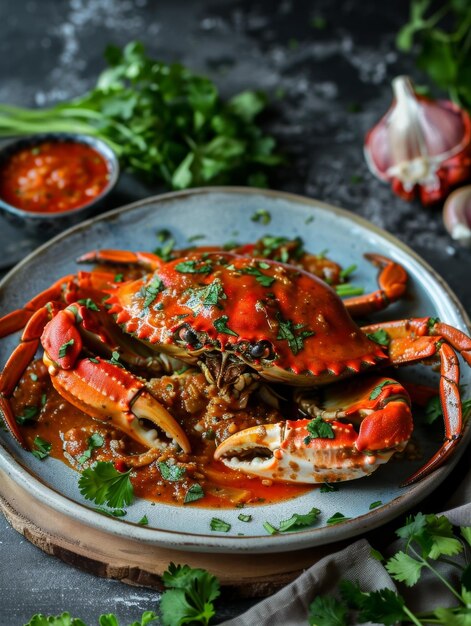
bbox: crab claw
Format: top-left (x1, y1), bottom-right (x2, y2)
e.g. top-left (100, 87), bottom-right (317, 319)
top-left (215, 378), bottom-right (413, 484)
top-left (44, 354), bottom-right (190, 453)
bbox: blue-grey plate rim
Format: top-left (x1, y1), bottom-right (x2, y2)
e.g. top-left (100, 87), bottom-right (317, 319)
top-left (0, 186), bottom-right (469, 554)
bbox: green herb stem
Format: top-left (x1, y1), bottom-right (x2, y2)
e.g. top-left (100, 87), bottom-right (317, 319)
top-left (410, 546), bottom-right (463, 603)
top-left (402, 605), bottom-right (425, 626)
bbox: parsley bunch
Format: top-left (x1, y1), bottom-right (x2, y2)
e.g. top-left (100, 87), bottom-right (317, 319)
top-left (308, 512), bottom-right (471, 625)
top-left (0, 42), bottom-right (282, 189)
top-left (397, 0), bottom-right (471, 110)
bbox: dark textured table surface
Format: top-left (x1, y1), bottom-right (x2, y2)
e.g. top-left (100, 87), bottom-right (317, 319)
top-left (0, 1), bottom-right (470, 625)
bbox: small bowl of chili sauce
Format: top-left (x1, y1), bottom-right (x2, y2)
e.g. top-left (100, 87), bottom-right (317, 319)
top-left (0, 134), bottom-right (119, 236)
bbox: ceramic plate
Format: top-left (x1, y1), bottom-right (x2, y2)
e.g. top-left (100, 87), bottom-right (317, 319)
top-left (0, 187), bottom-right (470, 554)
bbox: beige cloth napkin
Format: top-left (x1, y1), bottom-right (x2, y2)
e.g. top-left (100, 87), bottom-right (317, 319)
top-left (221, 466), bottom-right (471, 626)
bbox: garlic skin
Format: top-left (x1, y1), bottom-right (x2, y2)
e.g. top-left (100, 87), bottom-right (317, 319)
top-left (364, 76), bottom-right (471, 205)
top-left (443, 185), bottom-right (471, 247)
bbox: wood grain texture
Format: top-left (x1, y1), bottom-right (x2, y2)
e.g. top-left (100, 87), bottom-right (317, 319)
top-left (0, 470), bottom-right (342, 598)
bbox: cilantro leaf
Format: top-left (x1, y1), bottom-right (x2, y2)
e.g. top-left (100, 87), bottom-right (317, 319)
top-left (369, 380), bottom-right (395, 401)
top-left (78, 432), bottom-right (104, 465)
top-left (326, 512), bottom-right (351, 526)
top-left (210, 517), bottom-right (231, 532)
top-left (184, 483), bottom-right (204, 504)
top-left (213, 315), bottom-right (238, 337)
top-left (77, 298), bottom-right (100, 311)
top-left (276, 312), bottom-right (315, 355)
top-left (366, 329), bottom-right (390, 346)
top-left (31, 436), bottom-right (52, 460)
top-left (241, 265), bottom-right (276, 287)
top-left (304, 416), bottom-right (335, 444)
top-left (308, 595), bottom-right (348, 626)
top-left (357, 588), bottom-right (406, 625)
top-left (185, 280), bottom-right (226, 314)
top-left (278, 507), bottom-right (321, 532)
top-left (79, 461), bottom-right (134, 509)
top-left (16, 404), bottom-right (39, 425)
top-left (386, 550), bottom-right (424, 586)
top-left (175, 260), bottom-right (213, 274)
top-left (142, 276), bottom-right (164, 308)
top-left (59, 338), bottom-right (75, 359)
top-left (251, 209), bottom-right (271, 225)
top-left (160, 563), bottom-right (220, 626)
top-left (159, 461), bottom-right (186, 482)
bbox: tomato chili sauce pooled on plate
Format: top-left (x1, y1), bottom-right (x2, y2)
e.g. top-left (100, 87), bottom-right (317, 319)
top-left (0, 140), bottom-right (110, 213)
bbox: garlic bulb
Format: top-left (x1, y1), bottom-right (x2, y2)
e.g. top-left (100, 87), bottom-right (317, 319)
top-left (443, 185), bottom-right (471, 246)
top-left (364, 76), bottom-right (471, 205)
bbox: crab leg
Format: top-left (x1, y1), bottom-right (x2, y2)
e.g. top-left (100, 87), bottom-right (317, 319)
top-left (0, 271), bottom-right (116, 339)
top-left (343, 253), bottom-right (408, 317)
top-left (214, 377), bottom-right (413, 483)
top-left (362, 316), bottom-right (469, 485)
top-left (78, 249), bottom-right (163, 272)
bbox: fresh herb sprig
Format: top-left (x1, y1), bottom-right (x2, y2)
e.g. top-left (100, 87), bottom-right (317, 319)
top-left (0, 42), bottom-right (282, 189)
top-left (78, 461), bottom-right (134, 509)
top-left (397, 0), bottom-right (471, 110)
top-left (308, 512), bottom-right (471, 625)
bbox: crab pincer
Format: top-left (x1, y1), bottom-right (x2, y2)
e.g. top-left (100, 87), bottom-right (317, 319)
top-left (214, 377), bottom-right (413, 483)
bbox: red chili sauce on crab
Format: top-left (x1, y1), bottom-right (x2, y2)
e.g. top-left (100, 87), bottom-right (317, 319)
top-left (0, 141), bottom-right (110, 213)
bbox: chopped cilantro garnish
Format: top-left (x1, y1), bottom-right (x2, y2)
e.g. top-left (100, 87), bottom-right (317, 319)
top-left (142, 276), bottom-right (164, 308)
top-left (241, 265), bottom-right (276, 287)
top-left (78, 433), bottom-right (104, 465)
top-left (263, 521), bottom-right (278, 535)
top-left (154, 230), bottom-right (175, 261)
top-left (77, 298), bottom-right (100, 311)
top-left (367, 329), bottom-right (391, 346)
top-left (276, 312), bottom-right (315, 355)
top-left (158, 461), bottom-right (186, 482)
top-left (94, 507), bottom-right (127, 518)
top-left (210, 517), bottom-right (232, 532)
top-left (16, 405), bottom-right (39, 425)
top-left (369, 500), bottom-right (383, 510)
top-left (278, 507), bottom-right (321, 532)
top-left (251, 209), bottom-right (271, 225)
top-left (79, 461), bottom-right (134, 509)
top-left (213, 315), bottom-right (239, 337)
top-left (184, 483), bottom-right (204, 504)
top-left (175, 259), bottom-right (213, 274)
top-left (369, 380), bottom-right (395, 401)
top-left (58, 338), bottom-right (75, 359)
top-left (31, 436), bottom-right (52, 460)
top-left (107, 350), bottom-right (124, 368)
top-left (88, 357), bottom-right (99, 364)
top-left (326, 512), bottom-right (351, 525)
top-left (185, 279), bottom-right (226, 314)
top-left (305, 215), bottom-right (314, 224)
top-left (237, 513), bottom-right (252, 522)
top-left (138, 514), bottom-right (149, 526)
top-left (114, 273), bottom-right (124, 283)
top-left (304, 416), bottom-right (335, 444)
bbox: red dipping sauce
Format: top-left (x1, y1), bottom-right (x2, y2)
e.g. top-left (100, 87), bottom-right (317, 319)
top-left (0, 140), bottom-right (110, 213)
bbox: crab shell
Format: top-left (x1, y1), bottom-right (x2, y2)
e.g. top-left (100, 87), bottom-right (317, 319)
top-left (106, 252), bottom-right (387, 385)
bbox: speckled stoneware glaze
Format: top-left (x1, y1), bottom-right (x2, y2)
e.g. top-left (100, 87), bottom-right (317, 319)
top-left (0, 187), bottom-right (470, 554)
top-left (0, 133), bottom-right (119, 237)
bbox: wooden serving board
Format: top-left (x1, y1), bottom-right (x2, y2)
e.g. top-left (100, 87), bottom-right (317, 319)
top-left (0, 469), bottom-right (345, 598)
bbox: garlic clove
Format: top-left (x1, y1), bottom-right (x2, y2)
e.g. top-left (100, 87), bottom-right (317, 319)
top-left (364, 76), bottom-right (471, 205)
top-left (443, 185), bottom-right (471, 247)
